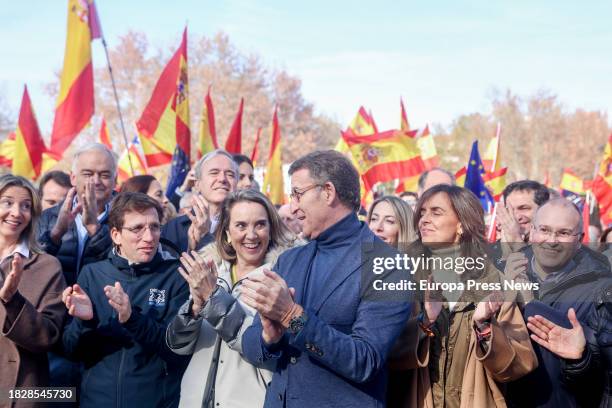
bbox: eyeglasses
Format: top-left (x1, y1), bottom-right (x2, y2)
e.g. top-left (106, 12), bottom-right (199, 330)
top-left (532, 225), bottom-right (581, 241)
top-left (122, 223), bottom-right (161, 238)
top-left (289, 184), bottom-right (323, 202)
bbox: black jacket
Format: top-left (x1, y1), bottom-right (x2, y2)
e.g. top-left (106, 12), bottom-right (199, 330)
top-left (508, 245), bottom-right (612, 408)
top-left (161, 214), bottom-right (213, 253)
top-left (37, 201), bottom-right (113, 287)
top-left (62, 250), bottom-right (190, 408)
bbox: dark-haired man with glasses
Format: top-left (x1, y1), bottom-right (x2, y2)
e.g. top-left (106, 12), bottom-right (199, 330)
top-left (61, 192), bottom-right (190, 407)
top-left (506, 198), bottom-right (611, 407)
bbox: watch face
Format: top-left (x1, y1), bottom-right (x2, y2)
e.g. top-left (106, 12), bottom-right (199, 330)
top-left (289, 316), bottom-right (305, 333)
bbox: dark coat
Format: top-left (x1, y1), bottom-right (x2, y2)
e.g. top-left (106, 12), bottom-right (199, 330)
top-left (0, 252), bottom-right (66, 408)
top-left (507, 245), bottom-right (612, 408)
top-left (37, 201), bottom-right (112, 287)
top-left (62, 250), bottom-right (190, 408)
top-left (161, 214), bottom-right (213, 254)
top-left (241, 219), bottom-right (413, 408)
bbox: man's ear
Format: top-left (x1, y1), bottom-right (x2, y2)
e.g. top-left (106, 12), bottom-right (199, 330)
top-left (110, 227), bottom-right (121, 247)
top-left (70, 172), bottom-right (77, 188)
top-left (324, 182), bottom-right (336, 204)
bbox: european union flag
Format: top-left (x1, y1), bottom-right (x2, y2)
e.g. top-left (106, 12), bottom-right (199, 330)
top-left (166, 146), bottom-right (190, 199)
top-left (464, 141), bottom-right (494, 212)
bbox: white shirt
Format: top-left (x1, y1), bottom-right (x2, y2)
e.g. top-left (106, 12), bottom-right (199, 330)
top-left (0, 240), bottom-right (30, 265)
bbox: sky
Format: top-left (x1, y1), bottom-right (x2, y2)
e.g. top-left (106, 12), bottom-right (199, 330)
top-left (1, 0), bottom-right (611, 137)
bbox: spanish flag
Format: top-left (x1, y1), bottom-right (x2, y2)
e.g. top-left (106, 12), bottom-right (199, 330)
top-left (251, 127), bottom-right (262, 166)
top-left (262, 107), bottom-right (284, 205)
top-left (455, 166), bottom-right (467, 187)
top-left (592, 133), bottom-right (612, 225)
top-left (12, 86), bottom-right (46, 180)
top-left (343, 129), bottom-right (424, 192)
top-left (483, 167), bottom-right (508, 201)
top-left (117, 134), bottom-right (148, 184)
top-left (198, 85), bottom-right (218, 159)
top-left (335, 106), bottom-right (378, 153)
top-left (560, 168), bottom-right (585, 196)
top-left (416, 125), bottom-right (439, 170)
top-left (99, 116), bottom-right (112, 149)
top-left (483, 123), bottom-right (502, 173)
top-left (50, 0), bottom-right (101, 156)
top-left (137, 28), bottom-right (190, 167)
top-left (225, 98), bottom-right (243, 154)
top-left (400, 98), bottom-right (410, 131)
top-left (0, 132), bottom-right (15, 168)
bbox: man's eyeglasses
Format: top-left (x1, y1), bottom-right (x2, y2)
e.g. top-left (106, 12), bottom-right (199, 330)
top-left (122, 223), bottom-right (161, 238)
top-left (289, 184), bottom-right (323, 203)
top-left (532, 225), bottom-right (581, 241)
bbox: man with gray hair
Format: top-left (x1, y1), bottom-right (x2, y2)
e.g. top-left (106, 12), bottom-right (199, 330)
top-left (38, 142), bottom-right (118, 286)
top-left (417, 167), bottom-right (456, 196)
top-left (240, 150), bottom-right (412, 407)
top-left (161, 148), bottom-right (238, 252)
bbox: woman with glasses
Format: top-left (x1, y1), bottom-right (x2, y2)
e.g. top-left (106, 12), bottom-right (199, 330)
top-left (61, 192), bottom-right (190, 407)
top-left (167, 189), bottom-right (300, 408)
top-left (390, 184), bottom-right (536, 408)
top-left (0, 175), bottom-right (67, 395)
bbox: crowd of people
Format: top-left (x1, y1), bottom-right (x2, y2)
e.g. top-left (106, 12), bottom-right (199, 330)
top-left (0, 142), bottom-right (610, 407)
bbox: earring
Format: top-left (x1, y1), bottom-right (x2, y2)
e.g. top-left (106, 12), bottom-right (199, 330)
top-left (226, 234), bottom-right (232, 247)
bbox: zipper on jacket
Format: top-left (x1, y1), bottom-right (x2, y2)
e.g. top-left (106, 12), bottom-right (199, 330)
top-left (117, 348), bottom-right (126, 408)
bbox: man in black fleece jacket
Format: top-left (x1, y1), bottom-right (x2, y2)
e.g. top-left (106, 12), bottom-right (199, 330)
top-left (61, 192), bottom-right (190, 407)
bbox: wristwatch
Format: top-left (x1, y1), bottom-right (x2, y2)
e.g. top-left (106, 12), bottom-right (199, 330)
top-left (288, 312), bottom-right (307, 334)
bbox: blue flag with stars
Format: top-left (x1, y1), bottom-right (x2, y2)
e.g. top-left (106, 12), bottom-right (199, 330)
top-left (166, 146), bottom-right (190, 199)
top-left (464, 140), bottom-right (494, 212)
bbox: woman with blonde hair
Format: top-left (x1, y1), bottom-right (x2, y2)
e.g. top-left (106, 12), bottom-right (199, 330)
top-left (389, 184), bottom-right (536, 408)
top-left (367, 195), bottom-right (417, 253)
top-left (0, 175), bottom-right (66, 394)
top-left (167, 189), bottom-right (300, 408)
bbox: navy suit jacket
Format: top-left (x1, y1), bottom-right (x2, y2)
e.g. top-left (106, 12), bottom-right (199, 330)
top-left (241, 222), bottom-right (412, 407)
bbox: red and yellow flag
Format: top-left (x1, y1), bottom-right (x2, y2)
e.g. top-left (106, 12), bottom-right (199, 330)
top-left (99, 116), bottom-right (112, 149)
top-left (13, 86), bottom-right (47, 180)
top-left (400, 98), bottom-right (410, 131)
top-left (416, 125), bottom-right (439, 170)
top-left (343, 129), bottom-right (424, 192)
top-left (560, 168), bottom-right (585, 195)
top-left (225, 98), bottom-right (244, 154)
top-left (251, 127), bottom-right (262, 166)
top-left (592, 133), bottom-right (612, 225)
top-left (483, 123), bottom-right (502, 173)
top-left (483, 167), bottom-right (508, 201)
top-left (117, 135), bottom-right (148, 183)
top-left (137, 28), bottom-right (190, 167)
top-left (455, 166), bottom-right (467, 187)
top-left (198, 85), bottom-right (218, 159)
top-left (335, 106), bottom-right (378, 153)
top-left (50, 0), bottom-right (101, 156)
top-left (262, 107), bottom-right (284, 205)
top-left (0, 132), bottom-right (16, 168)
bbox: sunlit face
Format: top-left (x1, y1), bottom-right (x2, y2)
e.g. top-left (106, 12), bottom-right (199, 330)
top-left (289, 169), bottom-right (327, 239)
top-left (146, 179), bottom-right (167, 209)
top-left (227, 201), bottom-right (270, 267)
top-left (237, 162), bottom-right (255, 190)
top-left (111, 208), bottom-right (161, 264)
top-left (196, 155), bottom-right (237, 207)
top-left (531, 204), bottom-right (581, 274)
top-left (505, 190), bottom-right (538, 235)
top-left (0, 186), bottom-right (32, 242)
top-left (368, 201), bottom-right (400, 248)
top-left (41, 179), bottom-right (70, 210)
top-left (71, 150), bottom-right (116, 208)
top-left (278, 204), bottom-right (302, 235)
top-left (418, 192), bottom-right (461, 245)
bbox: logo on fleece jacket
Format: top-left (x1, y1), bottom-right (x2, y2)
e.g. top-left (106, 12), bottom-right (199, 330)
top-left (148, 289), bottom-right (166, 307)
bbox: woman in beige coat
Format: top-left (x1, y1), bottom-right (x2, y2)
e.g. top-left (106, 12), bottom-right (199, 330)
top-left (0, 175), bottom-right (66, 407)
top-left (389, 185), bottom-right (537, 408)
top-left (167, 189), bottom-right (301, 408)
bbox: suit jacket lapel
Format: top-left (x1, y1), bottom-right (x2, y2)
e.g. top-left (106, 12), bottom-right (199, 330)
top-left (286, 241), bottom-right (317, 306)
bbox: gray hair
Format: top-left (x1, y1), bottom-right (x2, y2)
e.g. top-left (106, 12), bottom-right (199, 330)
top-left (194, 149), bottom-right (239, 180)
top-left (288, 150), bottom-right (360, 211)
top-left (72, 142), bottom-right (118, 177)
top-left (534, 198), bottom-right (583, 233)
top-left (417, 167), bottom-right (456, 191)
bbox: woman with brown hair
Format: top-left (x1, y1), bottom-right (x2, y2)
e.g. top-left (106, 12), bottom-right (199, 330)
top-left (390, 184), bottom-right (536, 408)
top-left (120, 175), bottom-right (176, 223)
top-left (167, 189), bottom-right (301, 408)
top-left (0, 175), bottom-right (66, 398)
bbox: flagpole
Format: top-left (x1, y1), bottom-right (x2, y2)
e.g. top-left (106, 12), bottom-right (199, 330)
top-left (100, 37), bottom-right (134, 175)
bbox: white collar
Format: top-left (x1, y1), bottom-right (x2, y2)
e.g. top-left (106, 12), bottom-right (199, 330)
top-left (0, 240), bottom-right (30, 264)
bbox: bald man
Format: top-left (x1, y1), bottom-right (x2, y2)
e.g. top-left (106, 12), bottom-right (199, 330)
top-left (417, 168), bottom-right (455, 197)
top-left (506, 198), bottom-right (611, 407)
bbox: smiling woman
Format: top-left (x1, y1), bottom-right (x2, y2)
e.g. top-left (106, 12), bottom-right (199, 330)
top-left (0, 174), bottom-right (67, 395)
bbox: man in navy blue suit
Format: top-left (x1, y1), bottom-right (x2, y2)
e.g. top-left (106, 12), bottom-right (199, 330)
top-left (241, 150), bottom-right (412, 407)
